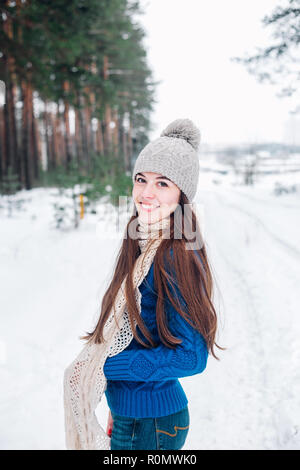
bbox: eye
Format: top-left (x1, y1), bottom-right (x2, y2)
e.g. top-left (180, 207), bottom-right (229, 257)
top-left (136, 177), bottom-right (145, 183)
top-left (135, 177), bottom-right (168, 187)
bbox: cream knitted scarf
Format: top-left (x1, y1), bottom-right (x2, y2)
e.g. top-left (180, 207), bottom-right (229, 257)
top-left (63, 215), bottom-right (171, 450)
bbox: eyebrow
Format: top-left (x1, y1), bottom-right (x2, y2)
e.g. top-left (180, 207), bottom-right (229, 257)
top-left (135, 172), bottom-right (171, 182)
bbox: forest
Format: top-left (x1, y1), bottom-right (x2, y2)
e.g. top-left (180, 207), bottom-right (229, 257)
top-left (0, 0), bottom-right (156, 201)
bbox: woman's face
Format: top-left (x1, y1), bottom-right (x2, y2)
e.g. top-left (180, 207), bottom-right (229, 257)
top-left (132, 171), bottom-right (180, 224)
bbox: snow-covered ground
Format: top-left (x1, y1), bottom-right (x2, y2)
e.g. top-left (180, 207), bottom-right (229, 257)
top-left (0, 163), bottom-right (300, 450)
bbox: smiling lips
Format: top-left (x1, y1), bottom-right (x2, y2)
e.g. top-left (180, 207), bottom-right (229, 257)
top-left (139, 202), bottom-right (160, 212)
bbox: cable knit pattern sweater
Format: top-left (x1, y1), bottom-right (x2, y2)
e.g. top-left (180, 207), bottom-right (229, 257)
top-left (104, 249), bottom-right (208, 418)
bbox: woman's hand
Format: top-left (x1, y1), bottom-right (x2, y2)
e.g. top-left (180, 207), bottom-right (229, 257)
top-left (106, 409), bottom-right (113, 437)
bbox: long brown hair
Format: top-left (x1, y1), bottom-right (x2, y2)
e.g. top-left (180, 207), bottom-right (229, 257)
top-left (80, 192), bottom-right (223, 360)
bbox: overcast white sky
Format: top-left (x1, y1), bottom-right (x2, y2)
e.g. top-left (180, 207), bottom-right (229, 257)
top-left (138, 0), bottom-right (299, 145)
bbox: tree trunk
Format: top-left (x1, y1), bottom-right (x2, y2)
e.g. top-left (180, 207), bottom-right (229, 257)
top-left (83, 102), bottom-right (91, 172)
top-left (96, 119), bottom-right (104, 155)
top-left (49, 107), bottom-right (57, 169)
top-left (21, 80), bottom-right (33, 189)
top-left (89, 90), bottom-right (96, 154)
top-left (127, 114), bottom-right (133, 172)
top-left (112, 107), bottom-right (119, 154)
top-left (74, 107), bottom-right (83, 166)
top-left (2, 11), bottom-right (19, 185)
top-left (55, 116), bottom-right (61, 167)
top-left (121, 115), bottom-right (129, 172)
top-left (104, 103), bottom-right (112, 153)
top-left (0, 105), bottom-right (5, 184)
top-left (44, 101), bottom-right (53, 171)
top-left (103, 55), bottom-right (112, 155)
top-left (31, 99), bottom-right (40, 180)
top-left (34, 114), bottom-right (43, 171)
top-left (3, 56), bottom-right (18, 178)
top-left (9, 79), bottom-right (19, 181)
top-left (44, 104), bottom-right (50, 171)
top-left (76, 91), bottom-right (88, 173)
top-left (63, 81), bottom-right (72, 170)
top-left (63, 101), bottom-right (71, 170)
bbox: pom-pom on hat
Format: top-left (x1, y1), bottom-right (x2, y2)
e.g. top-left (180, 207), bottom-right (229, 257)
top-left (132, 118), bottom-right (201, 201)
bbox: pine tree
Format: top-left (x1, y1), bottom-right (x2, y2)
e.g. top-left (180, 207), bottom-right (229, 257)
top-left (0, 164), bottom-right (24, 217)
top-left (0, 0), bottom-right (156, 203)
top-left (232, 0), bottom-right (300, 112)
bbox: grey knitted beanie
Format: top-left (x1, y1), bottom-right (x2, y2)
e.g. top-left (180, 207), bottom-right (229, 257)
top-left (132, 118), bottom-right (201, 202)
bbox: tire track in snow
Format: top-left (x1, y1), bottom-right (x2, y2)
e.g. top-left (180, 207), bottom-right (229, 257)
top-left (231, 188), bottom-right (300, 210)
top-left (200, 188), bottom-right (300, 449)
top-left (213, 191), bottom-right (300, 260)
top-left (206, 193), bottom-right (274, 448)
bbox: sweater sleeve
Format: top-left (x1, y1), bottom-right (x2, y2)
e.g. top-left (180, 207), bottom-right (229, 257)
top-left (103, 252), bottom-right (208, 382)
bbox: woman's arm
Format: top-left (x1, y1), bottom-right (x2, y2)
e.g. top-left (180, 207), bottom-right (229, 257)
top-left (103, 325), bottom-right (207, 382)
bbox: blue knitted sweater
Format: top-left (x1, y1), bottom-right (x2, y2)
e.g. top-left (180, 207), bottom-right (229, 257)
top-left (104, 249), bottom-right (208, 418)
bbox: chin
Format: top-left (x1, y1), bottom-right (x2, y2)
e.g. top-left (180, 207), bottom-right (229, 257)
top-left (138, 211), bottom-right (161, 224)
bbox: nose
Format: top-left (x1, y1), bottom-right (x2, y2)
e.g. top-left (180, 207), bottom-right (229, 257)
top-left (141, 182), bottom-right (155, 199)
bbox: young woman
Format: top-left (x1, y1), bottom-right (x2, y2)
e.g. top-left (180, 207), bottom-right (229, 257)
top-left (76, 118), bottom-right (222, 450)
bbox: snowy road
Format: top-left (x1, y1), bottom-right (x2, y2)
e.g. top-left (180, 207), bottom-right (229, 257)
top-left (184, 180), bottom-right (300, 449)
top-left (0, 178), bottom-right (299, 449)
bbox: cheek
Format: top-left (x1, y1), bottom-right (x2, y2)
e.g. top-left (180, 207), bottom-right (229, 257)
top-left (160, 189), bottom-right (180, 207)
top-left (132, 185), bottom-right (139, 200)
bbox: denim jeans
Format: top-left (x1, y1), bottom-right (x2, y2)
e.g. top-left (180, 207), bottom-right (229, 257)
top-left (110, 406), bottom-right (190, 450)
